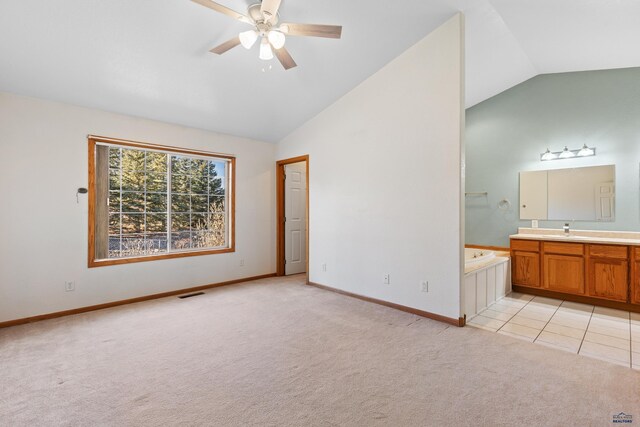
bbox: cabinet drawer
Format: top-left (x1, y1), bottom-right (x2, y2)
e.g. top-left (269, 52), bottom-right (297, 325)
top-left (634, 246), bottom-right (640, 260)
top-left (588, 244), bottom-right (628, 260)
top-left (511, 239), bottom-right (540, 252)
top-left (543, 242), bottom-right (584, 256)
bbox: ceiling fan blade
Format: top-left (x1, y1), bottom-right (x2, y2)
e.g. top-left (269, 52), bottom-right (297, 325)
top-left (280, 23), bottom-right (342, 39)
top-left (210, 36), bottom-right (241, 54)
top-left (191, 0), bottom-right (253, 24)
top-left (273, 45), bottom-right (297, 70)
top-left (260, 0), bottom-right (282, 21)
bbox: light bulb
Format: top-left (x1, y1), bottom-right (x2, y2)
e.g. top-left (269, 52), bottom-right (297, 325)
top-left (541, 148), bottom-right (557, 161)
top-left (239, 30), bottom-right (258, 49)
top-left (268, 30), bottom-right (286, 49)
top-left (577, 144), bottom-right (594, 157)
top-left (559, 146), bottom-right (575, 159)
top-left (259, 38), bottom-right (273, 60)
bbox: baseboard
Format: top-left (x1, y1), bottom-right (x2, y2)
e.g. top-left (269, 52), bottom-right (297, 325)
top-left (0, 273), bottom-right (277, 329)
top-left (466, 244), bottom-right (510, 252)
top-left (308, 281), bottom-right (465, 327)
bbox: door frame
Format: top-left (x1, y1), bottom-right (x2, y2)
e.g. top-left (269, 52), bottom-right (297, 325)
top-left (276, 155), bottom-right (309, 281)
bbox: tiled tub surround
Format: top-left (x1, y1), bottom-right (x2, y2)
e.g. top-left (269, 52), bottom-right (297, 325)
top-left (469, 292), bottom-right (640, 369)
top-left (464, 253), bottom-right (511, 320)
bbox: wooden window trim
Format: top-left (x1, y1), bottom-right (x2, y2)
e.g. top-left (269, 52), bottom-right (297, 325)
top-left (88, 136), bottom-right (236, 268)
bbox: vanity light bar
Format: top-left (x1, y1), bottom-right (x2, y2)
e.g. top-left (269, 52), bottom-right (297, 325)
top-left (540, 145), bottom-right (596, 161)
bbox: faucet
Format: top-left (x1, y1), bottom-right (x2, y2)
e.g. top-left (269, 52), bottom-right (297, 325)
top-left (563, 223), bottom-right (570, 235)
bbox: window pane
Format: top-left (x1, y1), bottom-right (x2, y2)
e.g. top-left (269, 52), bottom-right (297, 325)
top-left (171, 232), bottom-right (191, 250)
top-left (171, 174), bottom-right (190, 194)
top-left (208, 161), bottom-right (226, 178)
top-left (208, 213), bottom-right (226, 233)
top-left (122, 171), bottom-right (145, 192)
top-left (171, 213), bottom-right (190, 232)
top-left (109, 148), bottom-right (121, 169)
top-left (109, 169), bottom-right (121, 190)
top-left (146, 213), bottom-right (167, 233)
top-left (190, 175), bottom-right (208, 195)
top-left (191, 158), bottom-right (208, 176)
top-left (171, 194), bottom-right (190, 213)
top-left (191, 195), bottom-right (208, 213)
top-left (191, 213), bottom-right (207, 231)
top-left (121, 192), bottom-right (145, 213)
top-left (146, 152), bottom-right (167, 173)
top-left (109, 214), bottom-right (121, 235)
top-left (108, 236), bottom-right (121, 258)
top-left (192, 231), bottom-right (224, 249)
top-left (144, 233), bottom-right (168, 253)
top-left (173, 194), bottom-right (191, 213)
top-left (122, 214), bottom-right (144, 234)
top-left (208, 177), bottom-right (225, 196)
top-left (171, 156), bottom-right (191, 175)
top-left (122, 149), bottom-right (146, 171)
top-left (108, 192), bottom-right (121, 213)
top-left (146, 193), bottom-right (167, 213)
top-left (209, 196), bottom-right (225, 213)
top-left (146, 172), bottom-right (167, 192)
top-left (121, 234), bottom-right (146, 257)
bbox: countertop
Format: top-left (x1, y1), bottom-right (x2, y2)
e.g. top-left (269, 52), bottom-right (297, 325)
top-left (509, 228), bottom-right (640, 246)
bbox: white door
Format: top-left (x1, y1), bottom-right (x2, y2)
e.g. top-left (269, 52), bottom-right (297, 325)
top-left (595, 182), bottom-right (615, 221)
top-left (519, 170), bottom-right (548, 220)
top-left (285, 162), bottom-right (307, 275)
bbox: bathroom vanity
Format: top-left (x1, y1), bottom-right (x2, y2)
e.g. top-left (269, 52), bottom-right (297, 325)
top-left (510, 228), bottom-right (640, 311)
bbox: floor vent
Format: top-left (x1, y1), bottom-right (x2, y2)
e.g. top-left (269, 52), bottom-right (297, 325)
top-left (178, 292), bottom-right (205, 299)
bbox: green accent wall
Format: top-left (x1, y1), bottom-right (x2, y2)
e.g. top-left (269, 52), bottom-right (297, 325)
top-left (465, 67), bottom-right (640, 247)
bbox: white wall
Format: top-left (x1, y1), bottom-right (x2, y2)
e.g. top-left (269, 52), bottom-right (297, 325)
top-left (0, 92), bottom-right (276, 322)
top-left (276, 15), bottom-right (465, 319)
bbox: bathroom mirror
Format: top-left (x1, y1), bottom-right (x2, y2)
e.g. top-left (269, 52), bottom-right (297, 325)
top-left (519, 165), bottom-right (615, 221)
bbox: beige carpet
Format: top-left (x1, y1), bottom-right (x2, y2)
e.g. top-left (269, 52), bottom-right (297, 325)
top-left (1, 275), bottom-right (639, 426)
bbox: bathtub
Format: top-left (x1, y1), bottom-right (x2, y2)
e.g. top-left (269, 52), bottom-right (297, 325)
top-left (463, 248), bottom-right (511, 321)
top-left (465, 248), bottom-right (496, 269)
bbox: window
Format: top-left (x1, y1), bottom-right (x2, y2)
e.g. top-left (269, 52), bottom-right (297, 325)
top-left (88, 137), bottom-right (235, 267)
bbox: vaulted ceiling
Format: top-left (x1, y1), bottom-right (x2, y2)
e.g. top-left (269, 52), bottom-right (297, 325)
top-left (1, 0), bottom-right (638, 142)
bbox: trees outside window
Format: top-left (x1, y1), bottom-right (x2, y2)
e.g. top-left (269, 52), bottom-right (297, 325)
top-left (89, 137), bottom-right (234, 267)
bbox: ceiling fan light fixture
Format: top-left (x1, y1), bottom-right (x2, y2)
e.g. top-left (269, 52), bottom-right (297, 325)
top-left (259, 38), bottom-right (274, 60)
top-left (239, 30), bottom-right (259, 49)
top-left (278, 24), bottom-right (289, 34)
top-left (268, 30), bottom-right (286, 49)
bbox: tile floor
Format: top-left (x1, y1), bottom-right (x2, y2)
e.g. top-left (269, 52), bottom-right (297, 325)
top-left (468, 292), bottom-right (640, 369)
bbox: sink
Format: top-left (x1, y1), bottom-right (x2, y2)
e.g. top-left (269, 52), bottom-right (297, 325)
top-left (537, 234), bottom-right (590, 240)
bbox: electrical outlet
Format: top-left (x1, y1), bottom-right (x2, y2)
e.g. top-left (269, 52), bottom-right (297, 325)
top-left (421, 281), bottom-right (429, 292)
top-left (322, 263), bottom-right (327, 272)
top-left (65, 281), bottom-right (75, 292)
top-left (240, 259), bottom-right (245, 267)
top-left (384, 274), bottom-right (390, 285)
top-left (532, 219), bottom-right (539, 228)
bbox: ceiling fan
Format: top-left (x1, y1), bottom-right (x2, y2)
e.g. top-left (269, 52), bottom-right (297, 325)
top-left (191, 0), bottom-right (342, 70)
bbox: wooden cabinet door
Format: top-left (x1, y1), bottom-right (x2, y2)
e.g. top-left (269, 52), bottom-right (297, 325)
top-left (587, 257), bottom-right (629, 302)
top-left (512, 251), bottom-right (540, 288)
top-left (544, 254), bottom-right (585, 294)
top-left (633, 260), bottom-right (640, 305)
